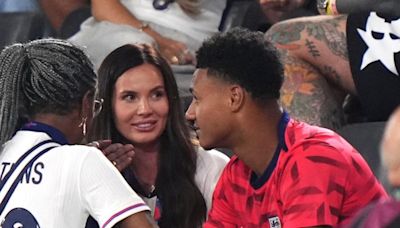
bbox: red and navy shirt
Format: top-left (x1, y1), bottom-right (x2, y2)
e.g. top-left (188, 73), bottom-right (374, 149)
top-left (204, 113), bottom-right (387, 227)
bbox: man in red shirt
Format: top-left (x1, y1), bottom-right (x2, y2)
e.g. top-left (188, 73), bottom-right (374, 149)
top-left (185, 27), bottom-right (387, 227)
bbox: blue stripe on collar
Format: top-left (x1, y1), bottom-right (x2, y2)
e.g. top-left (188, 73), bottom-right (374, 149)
top-left (278, 111), bottom-right (290, 152)
top-left (251, 112), bottom-right (290, 189)
top-left (21, 121), bottom-right (69, 145)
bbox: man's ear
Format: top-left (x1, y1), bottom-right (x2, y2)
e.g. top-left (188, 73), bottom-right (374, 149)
top-left (388, 165), bottom-right (400, 187)
top-left (229, 85), bottom-right (245, 112)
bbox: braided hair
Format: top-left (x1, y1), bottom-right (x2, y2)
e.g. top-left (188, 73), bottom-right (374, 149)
top-left (0, 38), bottom-right (97, 147)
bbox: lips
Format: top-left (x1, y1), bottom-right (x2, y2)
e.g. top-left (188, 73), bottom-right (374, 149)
top-left (190, 124), bottom-right (199, 132)
top-left (132, 120), bottom-right (157, 131)
top-left (191, 124), bottom-right (200, 137)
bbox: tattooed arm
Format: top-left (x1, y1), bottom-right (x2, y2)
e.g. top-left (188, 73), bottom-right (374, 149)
top-left (265, 15), bottom-right (354, 94)
top-left (264, 15), bottom-right (353, 129)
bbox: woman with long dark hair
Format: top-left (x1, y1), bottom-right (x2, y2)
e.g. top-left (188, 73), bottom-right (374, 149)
top-left (88, 43), bottom-right (228, 228)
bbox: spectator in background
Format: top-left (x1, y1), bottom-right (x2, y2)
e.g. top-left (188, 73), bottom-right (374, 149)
top-left (69, 0), bottom-right (227, 70)
top-left (186, 27), bottom-right (387, 227)
top-left (264, 0), bottom-right (400, 129)
top-left (341, 107), bottom-right (400, 227)
top-left (86, 43), bottom-right (228, 228)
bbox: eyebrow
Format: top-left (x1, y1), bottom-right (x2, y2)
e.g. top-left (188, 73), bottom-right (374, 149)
top-left (120, 85), bottom-right (165, 94)
top-left (151, 85), bottom-right (166, 91)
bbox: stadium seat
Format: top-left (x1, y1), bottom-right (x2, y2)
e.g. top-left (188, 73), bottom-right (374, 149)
top-left (337, 121), bottom-right (390, 190)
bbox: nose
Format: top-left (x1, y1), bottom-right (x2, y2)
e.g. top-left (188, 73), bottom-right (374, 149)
top-left (185, 100), bottom-right (195, 121)
top-left (137, 98), bottom-right (152, 115)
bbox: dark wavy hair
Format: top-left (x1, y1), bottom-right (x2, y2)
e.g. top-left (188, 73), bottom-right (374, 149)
top-left (89, 44), bottom-right (206, 227)
top-left (196, 27), bottom-right (284, 103)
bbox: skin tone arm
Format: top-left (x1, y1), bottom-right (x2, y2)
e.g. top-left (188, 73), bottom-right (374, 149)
top-left (266, 15), bottom-right (352, 92)
top-left (91, 0), bottom-right (194, 64)
top-left (120, 211), bottom-right (159, 228)
top-left (335, 0), bottom-right (400, 15)
top-left (266, 2), bottom-right (399, 128)
top-left (265, 15), bottom-right (350, 129)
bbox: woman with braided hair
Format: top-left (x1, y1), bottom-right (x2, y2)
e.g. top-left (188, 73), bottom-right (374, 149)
top-left (0, 39), bottom-right (157, 228)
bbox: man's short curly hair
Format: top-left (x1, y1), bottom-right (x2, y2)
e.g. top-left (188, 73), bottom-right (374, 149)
top-left (196, 27), bottom-right (284, 101)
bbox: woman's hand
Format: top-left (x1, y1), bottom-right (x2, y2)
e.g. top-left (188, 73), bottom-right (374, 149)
top-left (88, 139), bottom-right (135, 171)
top-left (154, 35), bottom-right (194, 65)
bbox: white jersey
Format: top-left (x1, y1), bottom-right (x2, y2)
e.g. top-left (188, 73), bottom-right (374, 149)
top-left (194, 147), bottom-right (229, 211)
top-left (0, 122), bottom-right (150, 228)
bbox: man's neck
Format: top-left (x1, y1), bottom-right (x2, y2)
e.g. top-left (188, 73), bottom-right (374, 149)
top-left (232, 103), bottom-right (283, 176)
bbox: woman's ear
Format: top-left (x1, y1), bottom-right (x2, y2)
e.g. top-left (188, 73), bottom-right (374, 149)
top-left (80, 90), bottom-right (94, 118)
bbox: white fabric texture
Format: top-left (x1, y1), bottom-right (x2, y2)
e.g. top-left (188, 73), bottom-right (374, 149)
top-left (69, 0), bottom-right (226, 70)
top-left (194, 147), bottom-right (229, 210)
top-left (0, 130), bottom-right (149, 228)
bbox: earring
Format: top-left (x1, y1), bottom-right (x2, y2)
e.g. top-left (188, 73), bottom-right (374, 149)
top-left (78, 117), bottom-right (87, 136)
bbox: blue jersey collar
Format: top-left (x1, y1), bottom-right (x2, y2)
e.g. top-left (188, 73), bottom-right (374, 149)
top-left (21, 121), bottom-right (69, 145)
